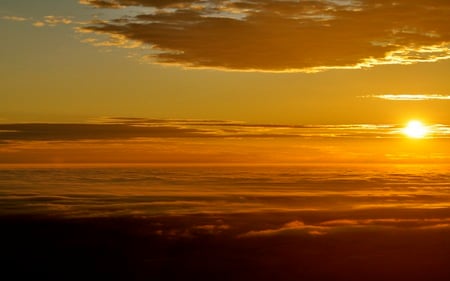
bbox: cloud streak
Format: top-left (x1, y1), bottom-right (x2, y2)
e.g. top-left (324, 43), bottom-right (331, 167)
top-left (0, 118), bottom-right (419, 141)
top-left (369, 94), bottom-right (450, 101)
top-left (2, 14), bottom-right (75, 27)
top-left (0, 121), bottom-right (210, 141)
top-left (239, 220), bottom-right (328, 237)
top-left (240, 217), bottom-right (450, 238)
top-left (1, 118), bottom-right (450, 164)
top-left (77, 0), bottom-right (450, 72)
top-left (33, 16), bottom-right (73, 27)
top-left (1, 15), bottom-right (28, 22)
top-left (1, 118), bottom-right (449, 143)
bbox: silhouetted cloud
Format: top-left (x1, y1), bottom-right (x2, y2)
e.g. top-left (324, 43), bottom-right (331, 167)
top-left (78, 0), bottom-right (450, 71)
top-left (2, 213), bottom-right (450, 281)
top-left (0, 118), bottom-right (426, 142)
top-left (0, 122), bottom-right (211, 141)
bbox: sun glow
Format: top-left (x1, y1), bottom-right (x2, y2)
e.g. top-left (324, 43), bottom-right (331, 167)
top-left (403, 120), bottom-right (428, 138)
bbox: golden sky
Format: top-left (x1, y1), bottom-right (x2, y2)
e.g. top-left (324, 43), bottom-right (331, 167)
top-left (1, 0), bottom-right (449, 164)
top-left (2, 4), bottom-right (450, 281)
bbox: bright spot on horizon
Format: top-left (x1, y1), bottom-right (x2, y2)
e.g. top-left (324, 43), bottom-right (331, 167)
top-left (403, 120), bottom-right (428, 138)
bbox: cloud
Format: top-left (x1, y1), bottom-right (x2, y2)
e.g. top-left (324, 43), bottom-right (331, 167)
top-left (368, 94), bottom-right (450, 101)
top-left (153, 225), bottom-right (220, 238)
top-left (240, 220), bottom-right (328, 237)
top-left (33, 21), bottom-right (46, 27)
top-left (2, 14), bottom-right (73, 27)
top-left (77, 0), bottom-right (450, 72)
top-left (1, 162), bottom-right (450, 218)
top-left (42, 16), bottom-right (73, 25)
top-left (1, 15), bottom-right (28, 22)
top-left (0, 122), bottom-right (211, 141)
top-left (320, 218), bottom-right (450, 228)
top-left (0, 118), bottom-right (420, 142)
top-left (240, 217), bottom-right (450, 238)
top-left (33, 16), bottom-right (73, 27)
top-left (80, 0), bottom-right (199, 9)
top-left (1, 118), bottom-right (450, 164)
top-left (79, 0), bottom-right (124, 9)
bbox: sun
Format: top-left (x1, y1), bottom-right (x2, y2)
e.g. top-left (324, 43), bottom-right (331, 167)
top-left (403, 120), bottom-right (428, 138)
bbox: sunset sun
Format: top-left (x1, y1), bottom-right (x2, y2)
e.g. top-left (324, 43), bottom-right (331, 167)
top-left (403, 120), bottom-right (428, 138)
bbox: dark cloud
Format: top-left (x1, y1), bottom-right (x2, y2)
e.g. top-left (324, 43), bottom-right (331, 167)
top-left (79, 0), bottom-right (123, 8)
top-left (80, 0), bottom-right (206, 9)
top-left (2, 165), bottom-right (450, 280)
top-left (2, 213), bottom-right (450, 281)
top-left (0, 122), bottom-right (211, 141)
top-left (79, 0), bottom-right (450, 71)
top-left (0, 118), bottom-right (418, 142)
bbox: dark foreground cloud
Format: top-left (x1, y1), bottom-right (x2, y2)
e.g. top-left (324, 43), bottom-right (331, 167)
top-left (79, 0), bottom-right (450, 71)
top-left (1, 118), bottom-right (449, 142)
top-left (2, 212), bottom-right (450, 281)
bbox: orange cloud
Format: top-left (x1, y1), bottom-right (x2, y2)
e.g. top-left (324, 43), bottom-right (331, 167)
top-left (1, 15), bottom-right (28, 22)
top-left (79, 0), bottom-right (450, 71)
top-left (240, 217), bottom-right (450, 238)
top-left (239, 220), bottom-right (328, 237)
top-left (368, 94), bottom-right (450, 101)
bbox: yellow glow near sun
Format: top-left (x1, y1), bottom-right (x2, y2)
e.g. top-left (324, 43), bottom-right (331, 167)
top-left (403, 120), bottom-right (428, 138)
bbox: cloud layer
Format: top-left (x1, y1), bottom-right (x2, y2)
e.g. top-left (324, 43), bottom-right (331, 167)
top-left (1, 118), bottom-right (450, 164)
top-left (1, 164), bottom-right (449, 217)
top-left (78, 0), bottom-right (450, 71)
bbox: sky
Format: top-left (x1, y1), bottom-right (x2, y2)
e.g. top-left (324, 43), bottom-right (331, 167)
top-left (1, 3), bottom-right (450, 279)
top-left (1, 0), bottom-right (450, 164)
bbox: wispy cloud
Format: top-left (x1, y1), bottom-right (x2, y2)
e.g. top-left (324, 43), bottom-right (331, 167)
top-left (240, 217), bottom-right (450, 238)
top-left (79, 0), bottom-right (124, 9)
top-left (0, 118), bottom-right (449, 164)
top-left (368, 94), bottom-right (450, 101)
top-left (0, 118), bottom-right (417, 142)
top-left (1, 15), bottom-right (28, 22)
top-left (2, 14), bottom-right (74, 27)
top-left (76, 0), bottom-right (450, 72)
top-left (239, 220), bottom-right (328, 237)
top-left (0, 121), bottom-right (210, 141)
top-left (239, 215), bottom-right (450, 238)
top-left (33, 16), bottom-right (73, 27)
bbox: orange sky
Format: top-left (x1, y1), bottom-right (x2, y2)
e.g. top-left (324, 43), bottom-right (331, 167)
top-left (0, 0), bottom-right (449, 124)
top-left (1, 0), bottom-right (449, 164)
